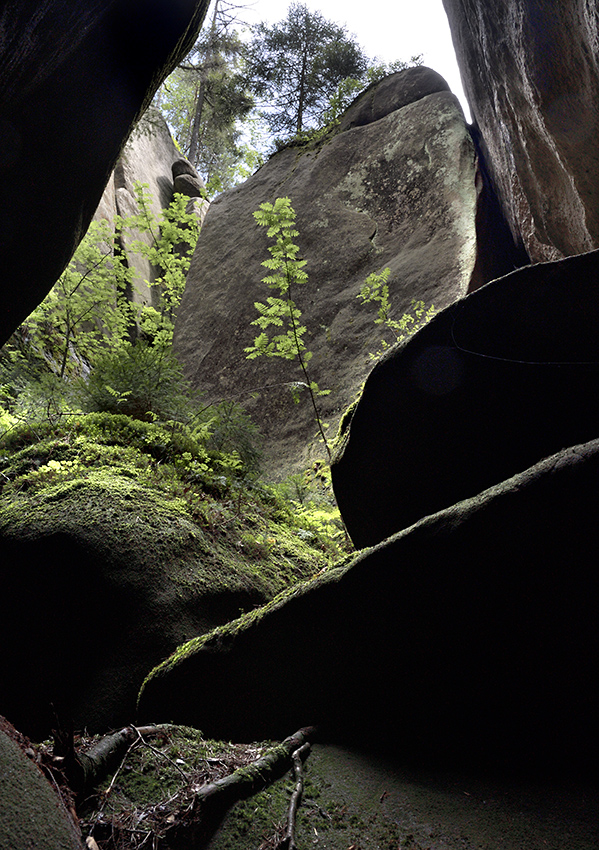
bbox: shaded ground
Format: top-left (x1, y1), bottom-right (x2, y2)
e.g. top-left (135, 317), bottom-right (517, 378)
top-left (209, 744), bottom-right (599, 849)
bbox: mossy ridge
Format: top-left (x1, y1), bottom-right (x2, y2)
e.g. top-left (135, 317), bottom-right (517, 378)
top-left (139, 550), bottom-right (358, 695)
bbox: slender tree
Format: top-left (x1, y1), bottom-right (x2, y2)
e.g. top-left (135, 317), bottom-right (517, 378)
top-left (246, 2), bottom-right (368, 136)
top-left (157, 0), bottom-right (255, 191)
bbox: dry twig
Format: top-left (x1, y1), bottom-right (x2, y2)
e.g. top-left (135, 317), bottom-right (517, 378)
top-left (276, 742), bottom-right (311, 850)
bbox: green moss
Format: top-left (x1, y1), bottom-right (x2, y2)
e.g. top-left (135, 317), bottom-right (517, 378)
top-left (139, 553), bottom-right (357, 699)
top-left (1, 412), bottom-right (350, 613)
top-left (330, 391), bottom-right (363, 461)
top-left (209, 781), bottom-right (290, 849)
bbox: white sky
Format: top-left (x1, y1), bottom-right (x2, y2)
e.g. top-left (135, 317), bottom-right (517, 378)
top-left (241, 0), bottom-right (471, 121)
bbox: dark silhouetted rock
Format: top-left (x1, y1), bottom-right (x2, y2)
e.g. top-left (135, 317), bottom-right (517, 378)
top-left (443, 0), bottom-right (599, 261)
top-left (332, 250), bottom-right (599, 548)
top-left (0, 717), bottom-right (82, 849)
top-left (138, 439), bottom-right (599, 773)
top-left (174, 69), bottom-right (480, 475)
top-left (0, 0), bottom-right (209, 347)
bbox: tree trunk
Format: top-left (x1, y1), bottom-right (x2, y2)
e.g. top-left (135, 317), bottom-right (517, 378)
top-left (188, 0), bottom-right (219, 165)
top-left (188, 78), bottom-right (206, 165)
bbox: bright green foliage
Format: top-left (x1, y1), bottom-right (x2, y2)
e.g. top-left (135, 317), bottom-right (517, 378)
top-left (81, 341), bottom-right (194, 423)
top-left (275, 460), bottom-right (346, 546)
top-left (0, 184), bottom-right (200, 427)
top-left (203, 399), bottom-right (263, 477)
top-left (245, 197), bottom-right (310, 363)
top-left (358, 267), bottom-right (436, 358)
top-left (12, 219), bottom-right (133, 381)
top-left (245, 197), bottom-right (331, 458)
top-left (120, 183), bottom-right (200, 349)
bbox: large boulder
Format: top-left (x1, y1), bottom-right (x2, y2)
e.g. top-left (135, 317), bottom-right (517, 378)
top-left (0, 416), bottom-right (328, 738)
top-left (174, 68), bottom-right (484, 476)
top-left (138, 438), bottom-right (599, 773)
top-left (442, 0), bottom-right (599, 262)
top-left (338, 65), bottom-right (451, 130)
top-left (331, 249), bottom-right (599, 548)
top-left (0, 717), bottom-right (82, 849)
top-left (0, 0), bottom-right (209, 347)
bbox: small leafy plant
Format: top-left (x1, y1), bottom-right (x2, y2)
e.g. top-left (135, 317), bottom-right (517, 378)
top-left (0, 184), bottom-right (200, 430)
top-left (121, 183), bottom-right (200, 349)
top-left (357, 267), bottom-right (435, 358)
top-left (245, 197), bottom-right (331, 460)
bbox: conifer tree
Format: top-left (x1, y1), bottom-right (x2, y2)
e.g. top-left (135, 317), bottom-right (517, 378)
top-left (246, 3), bottom-right (368, 136)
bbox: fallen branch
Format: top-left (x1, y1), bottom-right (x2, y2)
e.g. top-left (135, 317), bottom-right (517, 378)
top-left (52, 722), bottom-right (162, 795)
top-left (195, 726), bottom-right (315, 813)
top-left (276, 742), bottom-right (311, 850)
top-left (166, 726), bottom-right (318, 850)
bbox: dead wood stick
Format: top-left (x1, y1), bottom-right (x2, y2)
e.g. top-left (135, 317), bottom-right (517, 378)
top-left (55, 724), bottom-right (162, 794)
top-left (276, 742), bottom-right (311, 850)
top-left (194, 727), bottom-right (316, 814)
top-left (166, 727), bottom-right (318, 850)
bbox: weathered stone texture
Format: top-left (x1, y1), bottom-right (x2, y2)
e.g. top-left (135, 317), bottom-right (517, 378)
top-left (443, 0), bottom-right (599, 261)
top-left (174, 69), bottom-right (479, 475)
top-left (0, 717), bottom-right (82, 849)
top-left (94, 109), bottom-right (207, 310)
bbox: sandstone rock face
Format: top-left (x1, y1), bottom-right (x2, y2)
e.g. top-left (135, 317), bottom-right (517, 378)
top-left (174, 69), bottom-right (480, 475)
top-left (0, 0), bottom-right (209, 347)
top-left (94, 109), bottom-right (207, 310)
top-left (332, 250), bottom-right (599, 548)
top-left (442, 0), bottom-right (599, 262)
top-left (0, 717), bottom-right (82, 849)
top-left (139, 439), bottom-right (599, 773)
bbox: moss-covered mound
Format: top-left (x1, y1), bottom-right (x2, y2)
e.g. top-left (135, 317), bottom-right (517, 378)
top-left (0, 717), bottom-right (81, 850)
top-left (0, 413), bottom-right (346, 738)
